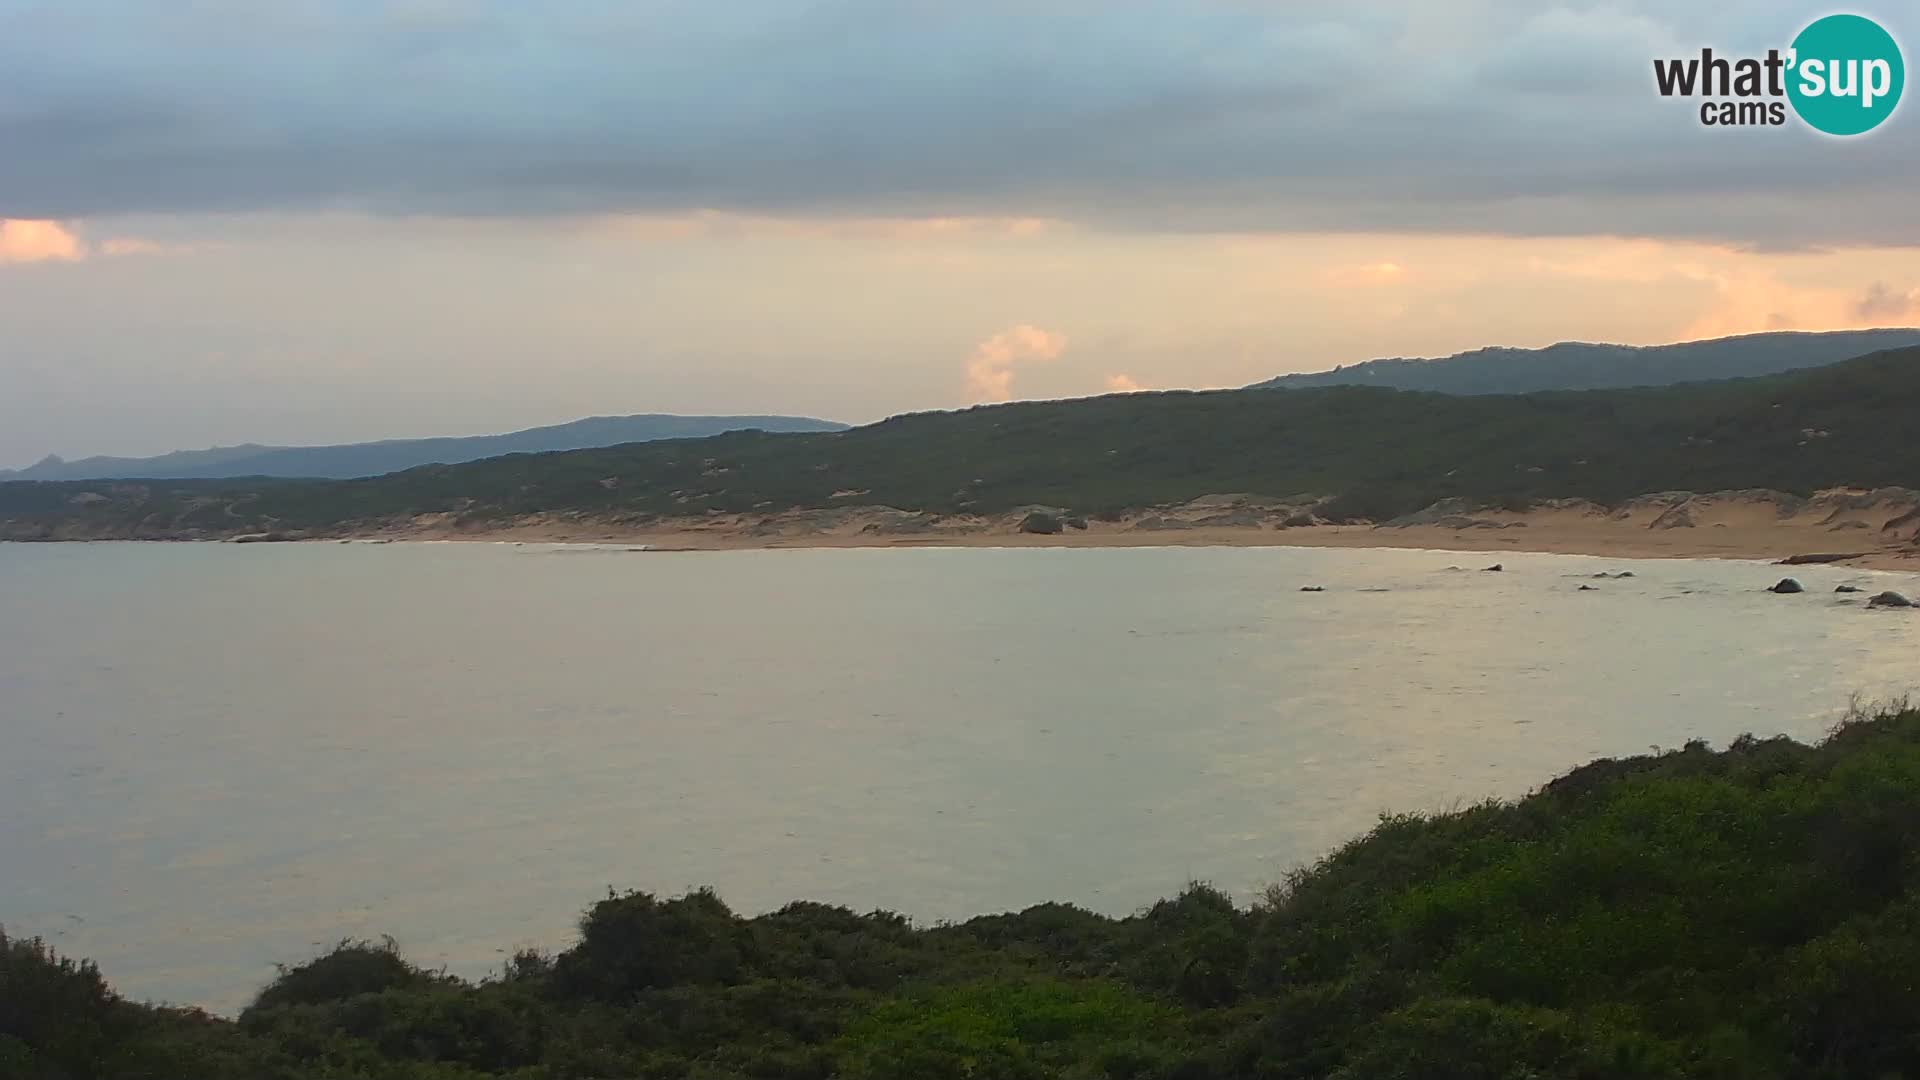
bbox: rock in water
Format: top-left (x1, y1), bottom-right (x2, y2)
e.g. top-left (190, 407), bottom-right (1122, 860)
top-left (1019, 511), bottom-right (1064, 535)
top-left (1778, 552), bottom-right (1870, 566)
top-left (1300, 586), bottom-right (1326, 592)
top-left (1482, 563), bottom-right (1504, 572)
top-left (1868, 591), bottom-right (1914, 608)
top-left (1769, 578), bottom-right (1805, 594)
top-left (1836, 584), bottom-right (1863, 593)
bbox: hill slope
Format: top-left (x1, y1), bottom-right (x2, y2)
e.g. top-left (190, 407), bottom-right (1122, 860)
top-left (1249, 328), bottom-right (1920, 395)
top-left (4, 346), bottom-right (1919, 539)
top-left (0, 414), bottom-right (849, 481)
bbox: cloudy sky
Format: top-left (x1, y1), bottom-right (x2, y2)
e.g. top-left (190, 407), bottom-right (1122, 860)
top-left (2, 1), bottom-right (1916, 466)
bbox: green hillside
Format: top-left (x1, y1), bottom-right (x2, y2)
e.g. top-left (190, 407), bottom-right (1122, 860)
top-left (11, 702), bottom-right (1920, 1078)
top-left (1247, 328), bottom-right (1920, 394)
top-left (4, 346), bottom-right (1919, 538)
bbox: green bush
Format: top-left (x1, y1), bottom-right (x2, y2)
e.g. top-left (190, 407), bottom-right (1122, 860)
top-left (835, 978), bottom-right (1171, 1080)
top-left (248, 937), bottom-right (436, 1013)
top-left (552, 887), bottom-right (756, 1001)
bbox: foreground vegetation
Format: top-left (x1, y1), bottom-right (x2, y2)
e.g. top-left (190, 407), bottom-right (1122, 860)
top-left (3, 345), bottom-right (1919, 538)
top-left (11, 703), bottom-right (1920, 1077)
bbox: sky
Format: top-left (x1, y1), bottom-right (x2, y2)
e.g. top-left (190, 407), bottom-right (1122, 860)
top-left (1, 1), bottom-right (1917, 467)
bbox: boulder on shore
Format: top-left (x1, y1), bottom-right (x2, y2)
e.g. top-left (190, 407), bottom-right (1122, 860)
top-left (1868, 591), bottom-right (1914, 609)
top-left (1769, 578), bottom-right (1804, 594)
top-left (1019, 511), bottom-right (1064, 535)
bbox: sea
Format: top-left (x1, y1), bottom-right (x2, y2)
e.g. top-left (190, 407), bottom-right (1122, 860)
top-left (2, 540), bottom-right (1916, 1012)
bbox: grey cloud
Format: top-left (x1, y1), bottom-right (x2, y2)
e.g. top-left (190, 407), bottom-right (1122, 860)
top-left (0, 0), bottom-right (1914, 246)
top-left (1856, 281), bottom-right (1919, 319)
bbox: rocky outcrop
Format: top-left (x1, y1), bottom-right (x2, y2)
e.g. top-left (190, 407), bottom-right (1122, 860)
top-left (1808, 486), bottom-right (1920, 520)
top-left (1643, 490), bottom-right (1810, 530)
top-left (1018, 511), bottom-right (1064, 535)
top-left (1649, 505), bottom-right (1696, 530)
top-left (1193, 509), bottom-right (1267, 528)
top-left (1612, 492), bottom-right (1695, 520)
top-left (1887, 506), bottom-right (1920, 540)
top-left (1381, 498), bottom-right (1482, 527)
top-left (859, 511), bottom-right (944, 536)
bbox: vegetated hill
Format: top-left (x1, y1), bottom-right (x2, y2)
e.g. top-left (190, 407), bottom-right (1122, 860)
top-left (1249, 327), bottom-right (1920, 394)
top-left (0, 414), bottom-right (849, 482)
top-left (3, 346), bottom-right (1919, 539)
top-left (13, 702), bottom-right (1920, 1078)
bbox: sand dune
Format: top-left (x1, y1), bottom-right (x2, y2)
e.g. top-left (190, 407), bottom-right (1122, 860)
top-left (371, 488), bottom-right (1920, 571)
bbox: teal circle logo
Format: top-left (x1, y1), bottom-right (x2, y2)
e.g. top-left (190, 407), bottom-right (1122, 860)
top-left (1787, 14), bottom-right (1905, 135)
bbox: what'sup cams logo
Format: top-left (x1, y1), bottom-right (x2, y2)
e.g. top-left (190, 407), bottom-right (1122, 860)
top-left (1654, 13), bottom-right (1904, 134)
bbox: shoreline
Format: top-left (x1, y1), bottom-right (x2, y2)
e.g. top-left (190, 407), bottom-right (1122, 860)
top-left (433, 526), bottom-right (1920, 573)
top-left (344, 491), bottom-right (1920, 573)
top-left (12, 489), bottom-right (1920, 574)
top-left (303, 517), bottom-right (1916, 574)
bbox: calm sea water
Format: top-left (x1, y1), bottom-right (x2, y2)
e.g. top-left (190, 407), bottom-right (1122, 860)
top-left (2, 541), bottom-right (1916, 1012)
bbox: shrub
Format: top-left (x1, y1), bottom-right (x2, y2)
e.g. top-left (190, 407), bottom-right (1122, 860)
top-left (248, 937), bottom-right (434, 1013)
top-left (552, 887), bottom-right (756, 1000)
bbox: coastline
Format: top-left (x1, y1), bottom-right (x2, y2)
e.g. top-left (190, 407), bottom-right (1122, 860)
top-left (361, 496), bottom-right (1920, 574)
top-left (12, 488), bottom-right (1920, 574)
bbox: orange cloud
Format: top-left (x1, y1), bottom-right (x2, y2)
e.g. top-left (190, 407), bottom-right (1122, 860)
top-left (0, 220), bottom-right (180, 263)
top-left (1105, 373), bottom-right (1146, 393)
top-left (1515, 238), bottom-right (1915, 341)
top-left (966, 324), bottom-right (1067, 401)
top-left (1322, 260), bottom-right (1407, 288)
top-left (0, 219), bottom-right (84, 264)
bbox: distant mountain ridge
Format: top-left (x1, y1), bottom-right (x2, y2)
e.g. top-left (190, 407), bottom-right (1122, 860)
top-left (10, 344), bottom-right (1920, 541)
top-left (1249, 328), bottom-right (1920, 395)
top-left (1, 414), bottom-right (849, 481)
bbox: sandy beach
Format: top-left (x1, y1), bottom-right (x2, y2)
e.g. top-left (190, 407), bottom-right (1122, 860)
top-left (361, 488), bottom-right (1920, 573)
